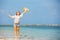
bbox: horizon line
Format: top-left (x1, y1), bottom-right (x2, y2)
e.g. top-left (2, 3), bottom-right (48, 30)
top-left (0, 24), bottom-right (60, 26)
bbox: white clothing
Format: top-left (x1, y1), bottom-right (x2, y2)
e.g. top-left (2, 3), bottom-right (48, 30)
top-left (8, 12), bottom-right (25, 23)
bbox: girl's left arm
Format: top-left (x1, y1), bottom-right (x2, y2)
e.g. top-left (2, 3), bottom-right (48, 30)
top-left (20, 12), bottom-right (26, 18)
top-left (20, 7), bottom-right (29, 18)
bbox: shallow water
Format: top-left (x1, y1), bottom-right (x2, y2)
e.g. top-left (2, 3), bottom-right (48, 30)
top-left (0, 25), bottom-right (60, 40)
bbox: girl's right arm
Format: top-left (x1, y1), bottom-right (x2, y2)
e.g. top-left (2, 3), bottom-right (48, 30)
top-left (8, 13), bottom-right (15, 18)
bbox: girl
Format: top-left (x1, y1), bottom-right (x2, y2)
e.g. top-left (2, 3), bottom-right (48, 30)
top-left (8, 8), bottom-right (29, 31)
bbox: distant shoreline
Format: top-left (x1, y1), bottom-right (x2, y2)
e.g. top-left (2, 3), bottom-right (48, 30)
top-left (0, 24), bottom-right (60, 26)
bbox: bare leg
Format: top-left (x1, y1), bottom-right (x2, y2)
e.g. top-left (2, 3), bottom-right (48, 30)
top-left (14, 25), bottom-right (17, 31)
top-left (14, 25), bottom-right (20, 40)
top-left (16, 26), bottom-right (20, 32)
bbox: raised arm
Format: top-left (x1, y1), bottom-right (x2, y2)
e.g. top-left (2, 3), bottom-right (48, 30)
top-left (8, 14), bottom-right (15, 18)
top-left (20, 12), bottom-right (26, 18)
top-left (20, 7), bottom-right (29, 18)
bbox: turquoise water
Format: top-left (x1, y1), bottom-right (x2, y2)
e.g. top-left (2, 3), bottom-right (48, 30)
top-left (0, 25), bottom-right (60, 40)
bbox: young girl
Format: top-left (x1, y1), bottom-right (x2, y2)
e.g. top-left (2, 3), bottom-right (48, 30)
top-left (8, 8), bottom-right (29, 31)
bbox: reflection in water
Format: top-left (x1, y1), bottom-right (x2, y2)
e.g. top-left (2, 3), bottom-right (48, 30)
top-left (14, 26), bottom-right (20, 40)
top-left (14, 26), bottom-right (33, 40)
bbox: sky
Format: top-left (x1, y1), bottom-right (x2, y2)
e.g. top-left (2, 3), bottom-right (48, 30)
top-left (0, 0), bottom-right (60, 25)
